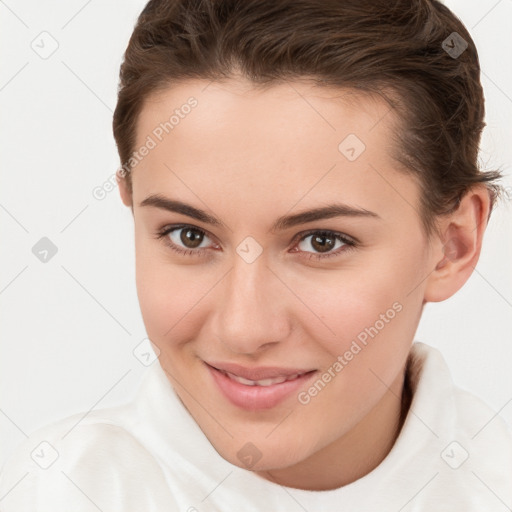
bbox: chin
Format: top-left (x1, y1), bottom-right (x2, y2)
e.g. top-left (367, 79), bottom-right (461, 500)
top-left (219, 441), bottom-right (309, 473)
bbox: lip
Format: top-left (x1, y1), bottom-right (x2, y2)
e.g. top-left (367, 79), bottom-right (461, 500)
top-left (205, 362), bottom-right (318, 411)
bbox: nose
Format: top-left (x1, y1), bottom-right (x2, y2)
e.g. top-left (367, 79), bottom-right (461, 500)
top-left (211, 253), bottom-right (292, 355)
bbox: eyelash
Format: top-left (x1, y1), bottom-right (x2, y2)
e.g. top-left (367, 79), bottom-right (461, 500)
top-left (154, 224), bottom-right (357, 261)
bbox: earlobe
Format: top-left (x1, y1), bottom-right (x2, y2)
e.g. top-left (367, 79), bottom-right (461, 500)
top-left (423, 186), bottom-right (491, 303)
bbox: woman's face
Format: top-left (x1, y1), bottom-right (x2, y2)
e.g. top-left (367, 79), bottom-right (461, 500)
top-left (122, 78), bottom-right (439, 486)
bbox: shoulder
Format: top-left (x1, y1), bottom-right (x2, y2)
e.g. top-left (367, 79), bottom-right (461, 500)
top-left (439, 382), bottom-right (512, 507)
top-left (451, 384), bottom-right (512, 462)
top-left (0, 413), bottom-right (178, 511)
top-left (406, 342), bottom-right (512, 508)
top-left (411, 342), bottom-right (512, 449)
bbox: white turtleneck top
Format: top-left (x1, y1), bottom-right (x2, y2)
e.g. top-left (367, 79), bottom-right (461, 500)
top-left (0, 342), bottom-right (511, 511)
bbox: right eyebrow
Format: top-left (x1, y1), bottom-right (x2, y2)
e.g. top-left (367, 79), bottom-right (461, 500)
top-left (139, 194), bottom-right (226, 227)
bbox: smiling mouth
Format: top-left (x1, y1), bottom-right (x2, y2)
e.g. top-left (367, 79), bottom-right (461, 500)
top-left (206, 362), bottom-right (319, 410)
top-left (217, 368), bottom-right (315, 387)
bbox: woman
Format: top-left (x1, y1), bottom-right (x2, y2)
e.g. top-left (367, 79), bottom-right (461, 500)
top-left (1, 0), bottom-right (510, 510)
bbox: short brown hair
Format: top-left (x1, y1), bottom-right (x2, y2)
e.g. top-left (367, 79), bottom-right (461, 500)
top-left (112, 0), bottom-right (502, 236)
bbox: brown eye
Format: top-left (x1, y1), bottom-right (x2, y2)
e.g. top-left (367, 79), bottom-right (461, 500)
top-left (298, 231), bottom-right (346, 254)
top-left (156, 224), bottom-right (214, 257)
top-left (294, 230), bottom-right (356, 260)
top-left (180, 227), bottom-right (204, 248)
top-left (310, 233), bottom-right (336, 253)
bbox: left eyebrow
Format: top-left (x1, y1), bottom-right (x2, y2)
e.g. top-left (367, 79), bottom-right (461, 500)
top-left (139, 194), bottom-right (381, 233)
top-left (270, 204), bottom-right (381, 232)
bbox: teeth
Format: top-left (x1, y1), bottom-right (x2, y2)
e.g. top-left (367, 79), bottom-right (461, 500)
top-left (224, 371), bottom-right (302, 386)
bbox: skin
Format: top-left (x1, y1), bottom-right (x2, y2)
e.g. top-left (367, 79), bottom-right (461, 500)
top-left (118, 78), bottom-right (490, 491)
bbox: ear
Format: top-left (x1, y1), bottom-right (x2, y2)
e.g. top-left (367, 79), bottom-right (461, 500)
top-left (117, 168), bottom-right (134, 210)
top-left (424, 185), bottom-right (492, 303)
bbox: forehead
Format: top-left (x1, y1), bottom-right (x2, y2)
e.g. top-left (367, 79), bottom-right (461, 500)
top-left (132, 78), bottom-right (419, 225)
top-left (138, 78), bottom-right (396, 142)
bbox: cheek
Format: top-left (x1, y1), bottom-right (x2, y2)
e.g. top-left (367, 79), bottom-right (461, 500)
top-left (295, 277), bottom-right (414, 425)
top-left (134, 244), bottom-right (219, 349)
top-left (308, 290), bottom-right (408, 384)
top-left (296, 246), bottom-right (425, 378)
top-left (292, 263), bottom-right (408, 348)
top-left (134, 238), bottom-right (184, 341)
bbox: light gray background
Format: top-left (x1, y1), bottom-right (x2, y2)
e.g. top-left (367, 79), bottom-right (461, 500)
top-left (1, 0), bottom-right (511, 467)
